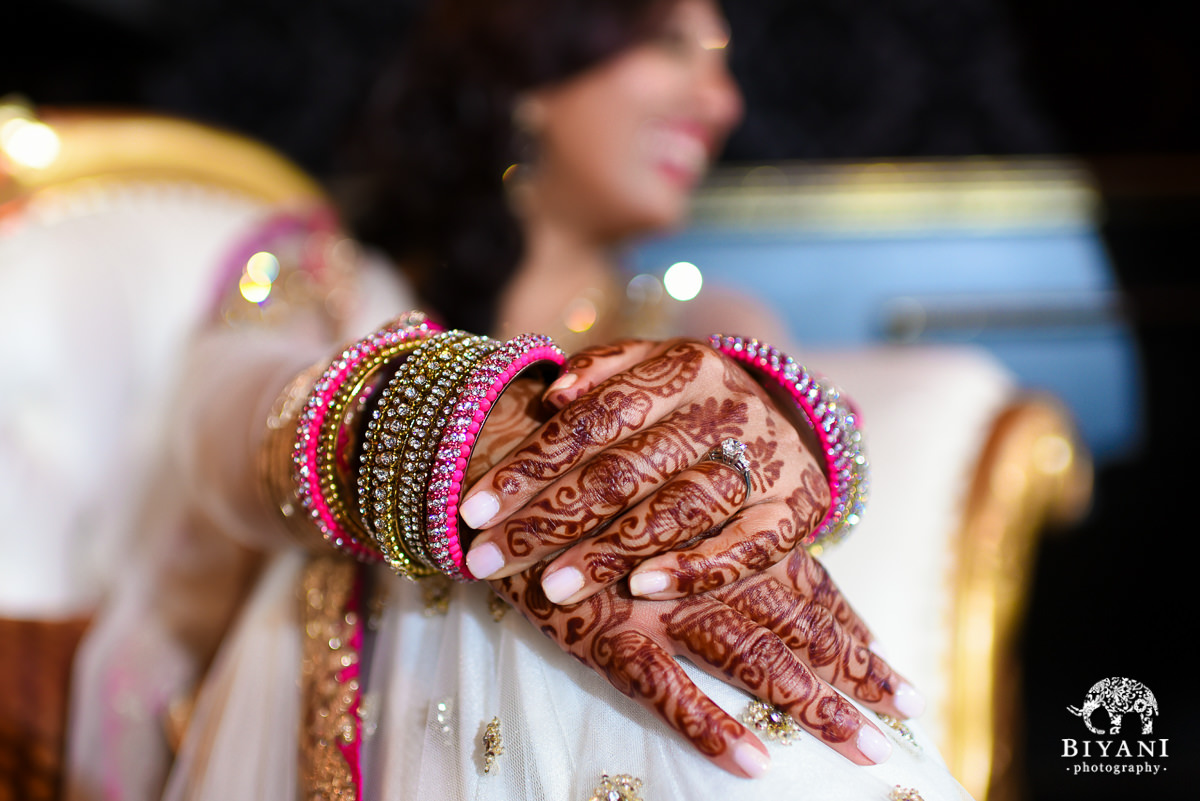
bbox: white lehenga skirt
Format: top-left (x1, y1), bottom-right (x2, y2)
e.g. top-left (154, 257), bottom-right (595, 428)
top-left (161, 550), bottom-right (972, 801)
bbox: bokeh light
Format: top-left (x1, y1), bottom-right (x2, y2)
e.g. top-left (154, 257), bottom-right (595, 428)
top-left (563, 297), bottom-right (598, 333)
top-left (663, 261), bottom-right (703, 301)
top-left (245, 251), bottom-right (280, 284)
top-left (0, 116), bottom-right (60, 169)
top-left (238, 251), bottom-right (279, 304)
top-left (626, 273), bottom-right (664, 305)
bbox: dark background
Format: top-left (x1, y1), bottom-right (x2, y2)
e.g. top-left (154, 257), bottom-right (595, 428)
top-left (4, 1), bottom-right (1197, 798)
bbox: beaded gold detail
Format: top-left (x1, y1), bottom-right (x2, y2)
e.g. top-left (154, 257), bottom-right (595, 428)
top-left (299, 555), bottom-right (365, 800)
top-left (587, 774), bottom-right (644, 801)
top-left (889, 786), bottom-right (925, 801)
top-left (305, 330), bottom-right (429, 559)
top-left (290, 313), bottom-right (439, 561)
top-left (481, 716), bottom-right (504, 774)
top-left (488, 593), bottom-right (509, 622)
top-left (422, 576), bottom-right (452, 616)
top-left (359, 331), bottom-right (497, 575)
top-left (395, 335), bottom-right (497, 566)
top-left (876, 713), bottom-right (920, 750)
top-left (741, 700), bottom-right (803, 744)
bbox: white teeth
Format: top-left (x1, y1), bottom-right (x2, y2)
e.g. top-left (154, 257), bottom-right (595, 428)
top-left (648, 125), bottom-right (709, 179)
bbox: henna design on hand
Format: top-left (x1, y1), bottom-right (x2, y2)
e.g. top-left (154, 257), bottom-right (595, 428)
top-left (493, 567), bottom-right (746, 762)
top-left (469, 337), bottom-right (839, 600)
top-left (492, 558), bottom-right (881, 767)
top-left (717, 568), bottom-right (895, 708)
top-left (662, 599), bottom-right (861, 746)
top-left (579, 462), bottom-right (745, 585)
top-left (499, 397), bottom-right (750, 559)
top-left (562, 340), bottom-right (641, 372)
top-left (491, 342), bottom-right (708, 495)
top-left (781, 545), bottom-right (872, 645)
top-left (660, 467), bottom-right (828, 597)
top-left (467, 340), bottom-right (904, 772)
top-left (463, 377), bottom-right (548, 486)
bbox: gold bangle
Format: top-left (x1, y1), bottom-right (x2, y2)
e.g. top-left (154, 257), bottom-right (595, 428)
top-left (359, 331), bottom-right (498, 576)
top-left (290, 313), bottom-right (440, 560)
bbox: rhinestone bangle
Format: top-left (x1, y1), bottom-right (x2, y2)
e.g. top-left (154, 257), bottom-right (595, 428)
top-left (358, 331), bottom-right (470, 576)
top-left (424, 333), bottom-right (565, 580)
top-left (291, 312), bottom-right (440, 561)
top-left (708, 334), bottom-right (869, 552)
top-left (359, 331), bottom-right (499, 576)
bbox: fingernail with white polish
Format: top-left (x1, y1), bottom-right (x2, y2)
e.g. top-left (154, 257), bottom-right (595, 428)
top-left (465, 542), bottom-right (505, 579)
top-left (460, 491), bottom-right (500, 529)
top-left (541, 566), bottom-right (585, 604)
top-left (545, 372), bottom-right (578, 395)
top-left (733, 741), bottom-right (770, 778)
top-left (894, 682), bottom-right (925, 719)
top-left (856, 724), bottom-right (892, 765)
top-left (629, 570), bottom-right (671, 596)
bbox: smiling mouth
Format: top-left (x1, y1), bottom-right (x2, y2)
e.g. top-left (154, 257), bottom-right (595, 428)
top-left (649, 124), bottom-right (712, 186)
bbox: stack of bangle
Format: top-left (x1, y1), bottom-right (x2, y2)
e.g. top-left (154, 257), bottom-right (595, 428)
top-left (292, 312), bottom-right (442, 561)
top-left (282, 317), bottom-right (862, 580)
top-left (287, 315), bottom-right (566, 579)
top-left (709, 335), bottom-right (869, 553)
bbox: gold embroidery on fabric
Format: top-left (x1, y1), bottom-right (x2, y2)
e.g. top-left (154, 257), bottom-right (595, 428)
top-left (481, 716), bottom-right (504, 774)
top-left (422, 575), bottom-right (452, 616)
top-left (300, 555), bottom-right (362, 800)
top-left (889, 786), bottom-right (925, 801)
top-left (876, 713), bottom-right (921, 750)
top-left (741, 700), bottom-right (803, 744)
top-left (488, 593), bottom-right (509, 622)
top-left (587, 773), bottom-right (644, 801)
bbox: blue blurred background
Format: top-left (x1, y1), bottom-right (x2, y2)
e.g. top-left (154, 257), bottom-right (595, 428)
top-left (633, 164), bottom-right (1143, 463)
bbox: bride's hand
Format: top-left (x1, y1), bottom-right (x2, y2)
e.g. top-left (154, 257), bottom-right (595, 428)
top-left (490, 543), bottom-right (918, 778)
top-left (462, 339), bottom-right (831, 605)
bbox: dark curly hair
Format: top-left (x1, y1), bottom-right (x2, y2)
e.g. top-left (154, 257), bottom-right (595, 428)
top-left (352, 0), bottom-right (673, 333)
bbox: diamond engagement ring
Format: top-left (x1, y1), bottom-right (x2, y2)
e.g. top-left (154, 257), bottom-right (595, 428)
top-left (702, 438), bottom-right (753, 500)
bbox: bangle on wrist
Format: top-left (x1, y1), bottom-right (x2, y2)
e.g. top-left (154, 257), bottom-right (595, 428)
top-left (424, 333), bottom-right (564, 580)
top-left (709, 334), bottom-right (869, 552)
top-left (356, 329), bottom-right (565, 580)
top-left (291, 312), bottom-right (441, 561)
top-left (359, 330), bottom-right (500, 577)
top-left (275, 313), bottom-right (564, 578)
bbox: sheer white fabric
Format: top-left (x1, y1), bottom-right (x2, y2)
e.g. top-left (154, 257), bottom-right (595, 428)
top-left (162, 554), bottom-right (972, 800)
top-left (61, 209), bottom-right (411, 800)
top-left (0, 186), bottom-right (264, 617)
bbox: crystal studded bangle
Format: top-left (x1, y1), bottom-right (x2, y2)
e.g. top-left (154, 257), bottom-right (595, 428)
top-left (708, 335), bottom-right (869, 552)
top-left (424, 333), bottom-right (565, 580)
top-left (358, 330), bottom-right (501, 577)
top-left (291, 312), bottom-right (441, 561)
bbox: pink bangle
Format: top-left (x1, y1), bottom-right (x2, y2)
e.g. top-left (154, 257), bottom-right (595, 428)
top-left (709, 335), bottom-right (869, 551)
top-left (424, 333), bottom-right (565, 580)
top-left (292, 312), bottom-right (441, 560)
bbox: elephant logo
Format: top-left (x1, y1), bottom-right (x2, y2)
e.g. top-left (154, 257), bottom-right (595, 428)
top-left (1067, 677), bottom-right (1158, 736)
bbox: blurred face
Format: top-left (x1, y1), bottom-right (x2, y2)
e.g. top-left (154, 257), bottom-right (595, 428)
top-left (522, 0), bottom-right (743, 242)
